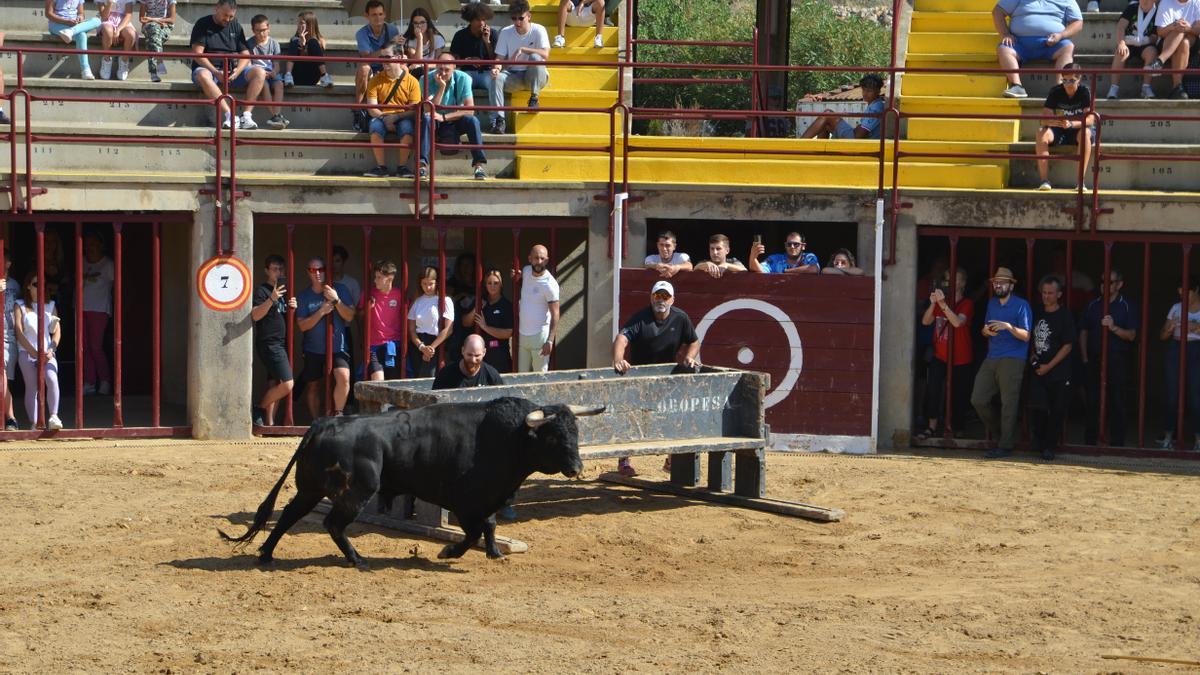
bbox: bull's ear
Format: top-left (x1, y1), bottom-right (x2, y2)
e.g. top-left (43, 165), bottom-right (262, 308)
top-left (567, 404), bottom-right (606, 417)
top-left (525, 410), bottom-right (557, 428)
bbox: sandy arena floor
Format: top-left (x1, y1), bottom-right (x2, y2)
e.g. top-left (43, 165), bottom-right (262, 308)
top-left (0, 438), bottom-right (1197, 672)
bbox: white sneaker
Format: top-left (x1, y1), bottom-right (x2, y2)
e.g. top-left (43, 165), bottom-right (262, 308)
top-left (58, 28), bottom-right (75, 43)
top-left (1086, 0), bottom-right (1100, 9)
top-left (157, 60), bottom-right (168, 76)
top-left (594, 34), bottom-right (604, 48)
top-left (283, 72), bottom-right (295, 88)
top-left (100, 57), bottom-right (113, 80)
top-left (47, 414), bottom-right (63, 431)
top-left (117, 58), bottom-right (129, 81)
top-left (553, 34), bottom-right (566, 48)
top-left (221, 114), bottom-right (232, 129)
top-left (81, 69), bottom-right (95, 81)
top-left (239, 113), bottom-right (258, 130)
top-left (318, 72), bottom-right (334, 88)
top-left (1037, 181), bottom-right (1052, 191)
top-left (1142, 84), bottom-right (1156, 99)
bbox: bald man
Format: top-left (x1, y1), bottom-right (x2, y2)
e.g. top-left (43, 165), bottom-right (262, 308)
top-left (432, 334), bottom-right (506, 389)
top-left (515, 244), bottom-right (560, 372)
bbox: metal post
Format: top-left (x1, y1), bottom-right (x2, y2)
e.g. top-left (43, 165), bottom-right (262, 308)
top-left (362, 225), bottom-right (373, 386)
top-left (1098, 241), bottom-right (1112, 446)
top-left (400, 222), bottom-right (409, 377)
top-left (944, 235), bottom-right (959, 435)
top-left (74, 221), bottom-right (84, 428)
top-left (1137, 242), bottom-right (1149, 448)
top-left (34, 223), bottom-right (45, 428)
top-left (112, 221), bottom-right (124, 427)
top-left (283, 224), bottom-right (296, 426)
top-left (324, 224), bottom-right (333, 414)
top-left (511, 229), bottom-right (521, 370)
top-left (152, 221), bottom-right (161, 428)
top-left (1175, 245), bottom-right (1191, 451)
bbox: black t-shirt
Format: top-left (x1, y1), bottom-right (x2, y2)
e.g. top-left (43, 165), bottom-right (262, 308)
top-left (1032, 306), bottom-right (1077, 382)
top-left (479, 296), bottom-right (514, 369)
top-left (190, 15), bottom-right (249, 71)
top-left (450, 26), bottom-right (499, 73)
top-left (432, 361), bottom-right (505, 389)
top-left (1120, 3), bottom-right (1157, 41)
top-left (253, 282), bottom-right (287, 345)
top-left (1043, 84), bottom-right (1092, 119)
top-left (620, 305), bottom-right (699, 366)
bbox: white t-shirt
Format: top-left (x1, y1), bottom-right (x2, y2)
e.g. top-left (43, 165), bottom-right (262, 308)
top-left (1166, 302), bottom-right (1200, 341)
top-left (1156, 0), bottom-right (1200, 28)
top-left (495, 23), bottom-right (550, 72)
top-left (16, 300), bottom-right (57, 354)
top-left (407, 294), bottom-right (453, 335)
top-left (82, 256), bottom-right (115, 315)
top-left (644, 252), bottom-right (691, 266)
top-left (518, 265), bottom-right (560, 336)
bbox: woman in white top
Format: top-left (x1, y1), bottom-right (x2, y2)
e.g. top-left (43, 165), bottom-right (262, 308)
top-left (1159, 275), bottom-right (1200, 449)
top-left (14, 273), bottom-right (63, 431)
top-left (407, 266), bottom-right (454, 378)
top-left (401, 7), bottom-right (446, 79)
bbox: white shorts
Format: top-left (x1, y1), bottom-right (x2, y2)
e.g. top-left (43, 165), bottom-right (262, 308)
top-left (564, 2), bottom-right (597, 26)
top-left (4, 340), bottom-right (15, 381)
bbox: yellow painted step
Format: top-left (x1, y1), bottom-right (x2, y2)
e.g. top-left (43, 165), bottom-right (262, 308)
top-left (516, 155), bottom-right (1009, 189)
top-left (544, 46), bottom-right (619, 62)
top-left (913, 0), bottom-right (998, 11)
top-left (546, 66), bottom-right (618, 90)
top-left (902, 94), bottom-right (1022, 115)
top-left (910, 11), bottom-right (995, 32)
top-left (903, 72), bottom-right (1007, 97)
top-left (908, 32), bottom-right (999, 55)
top-left (513, 111), bottom-right (612, 135)
top-left (908, 118), bottom-right (1021, 142)
top-left (509, 89), bottom-right (618, 109)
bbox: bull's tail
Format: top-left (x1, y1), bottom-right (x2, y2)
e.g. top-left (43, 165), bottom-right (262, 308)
top-left (218, 427), bottom-right (313, 546)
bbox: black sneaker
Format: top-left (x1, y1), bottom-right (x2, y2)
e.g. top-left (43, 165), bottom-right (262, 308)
top-left (527, 95), bottom-right (539, 109)
top-left (251, 406), bottom-right (266, 426)
top-left (1146, 58), bottom-right (1164, 70)
top-left (1169, 85), bottom-right (1189, 99)
top-left (418, 162), bottom-right (428, 178)
top-left (4, 417), bottom-right (17, 431)
top-left (0, 110), bottom-right (10, 125)
top-left (984, 448), bottom-right (1012, 459)
top-left (487, 118), bottom-right (506, 134)
top-left (1041, 448), bottom-right (1055, 461)
top-left (363, 165), bottom-right (389, 178)
top-left (396, 166), bottom-right (416, 179)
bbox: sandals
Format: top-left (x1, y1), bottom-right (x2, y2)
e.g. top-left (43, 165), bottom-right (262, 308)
top-left (914, 428), bottom-right (937, 442)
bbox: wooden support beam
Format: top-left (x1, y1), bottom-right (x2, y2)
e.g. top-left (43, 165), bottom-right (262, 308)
top-left (597, 471), bottom-right (846, 522)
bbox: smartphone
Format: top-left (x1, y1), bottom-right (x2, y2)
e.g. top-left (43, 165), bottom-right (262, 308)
top-left (276, 276), bottom-right (287, 292)
top-left (753, 234), bottom-right (762, 245)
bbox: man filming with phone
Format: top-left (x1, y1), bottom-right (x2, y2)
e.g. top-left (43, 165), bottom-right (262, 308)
top-left (251, 254), bottom-right (297, 428)
top-left (969, 266), bottom-right (1032, 459)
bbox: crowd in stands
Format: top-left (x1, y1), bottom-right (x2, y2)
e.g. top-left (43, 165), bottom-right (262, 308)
top-left (914, 256), bottom-right (1200, 456)
top-left (647, 230), bottom-right (865, 279)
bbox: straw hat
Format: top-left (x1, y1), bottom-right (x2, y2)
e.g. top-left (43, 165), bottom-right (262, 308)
top-left (991, 267), bottom-right (1017, 283)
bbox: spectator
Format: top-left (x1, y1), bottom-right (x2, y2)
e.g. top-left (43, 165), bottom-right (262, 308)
top-left (1147, 0), bottom-right (1200, 98)
top-left (1028, 275), bottom-right (1076, 460)
top-left (354, 0), bottom-right (404, 127)
top-left (2, 250), bottom-right (19, 430)
top-left (692, 234), bottom-right (747, 278)
top-left (643, 230), bottom-right (692, 278)
top-left (361, 259), bottom-right (405, 381)
top-left (402, 7), bottom-right (446, 79)
top-left (1035, 62), bottom-right (1096, 191)
top-left (433, 333), bottom-right (505, 389)
top-left (611, 280), bottom-right (701, 476)
top-left (993, 0), bottom-right (1082, 98)
top-left (1157, 275), bottom-right (1200, 449)
top-left (250, 254), bottom-right (296, 427)
top-left (137, 0), bottom-right (175, 82)
top-left (80, 232), bottom-right (114, 396)
top-left (407, 265), bottom-right (454, 378)
top-left (750, 231), bottom-right (819, 274)
top-left (424, 53), bottom-right (489, 180)
top-left (462, 267), bottom-right (514, 372)
top-left (248, 15), bottom-right (290, 129)
top-left (295, 256), bottom-right (355, 419)
top-left (487, 0), bottom-right (550, 134)
top-left (190, 0), bottom-right (267, 130)
top-left (14, 273), bottom-right (63, 431)
top-left (554, 0), bottom-right (606, 49)
top-left (97, 0), bottom-right (136, 80)
top-left (1080, 269), bottom-right (1137, 446)
top-left (362, 46), bottom-right (426, 179)
top-left (46, 0), bottom-right (103, 80)
top-left (283, 11), bottom-right (332, 88)
top-left (823, 248), bottom-right (865, 276)
top-left (970, 266), bottom-right (1032, 459)
top-left (916, 267), bottom-right (974, 442)
top-left (450, 2), bottom-right (499, 92)
top-left (800, 74), bottom-right (886, 139)
top-left (444, 252), bottom-right (477, 359)
top-left (516, 245), bottom-right (560, 372)
top-left (330, 245), bottom-right (360, 308)
top-left (0, 32), bottom-right (9, 124)
top-left (1106, 0), bottom-right (1159, 100)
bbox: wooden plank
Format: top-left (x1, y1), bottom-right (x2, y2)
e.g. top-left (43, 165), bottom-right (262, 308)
top-left (579, 436), bottom-right (765, 460)
top-left (312, 500), bottom-right (530, 555)
top-left (597, 472), bottom-right (846, 522)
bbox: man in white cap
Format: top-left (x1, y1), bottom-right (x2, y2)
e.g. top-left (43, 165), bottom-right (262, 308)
top-left (611, 280), bottom-right (701, 476)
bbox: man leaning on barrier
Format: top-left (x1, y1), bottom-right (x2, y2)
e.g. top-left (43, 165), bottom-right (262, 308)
top-left (612, 280), bottom-right (701, 477)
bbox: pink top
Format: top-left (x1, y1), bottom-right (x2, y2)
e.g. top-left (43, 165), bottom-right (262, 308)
top-left (361, 287), bottom-right (405, 345)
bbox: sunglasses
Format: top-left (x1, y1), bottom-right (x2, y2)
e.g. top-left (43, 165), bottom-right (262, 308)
top-left (652, 292), bottom-right (671, 300)
top-left (785, 241), bottom-right (804, 247)
top-left (308, 266), bottom-right (324, 272)
top-left (511, 14), bottom-right (528, 22)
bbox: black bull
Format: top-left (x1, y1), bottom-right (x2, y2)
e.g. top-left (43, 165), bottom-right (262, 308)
top-left (220, 397), bottom-right (605, 566)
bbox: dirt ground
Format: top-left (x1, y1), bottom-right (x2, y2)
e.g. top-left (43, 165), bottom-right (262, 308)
top-left (1, 439), bottom-right (1198, 673)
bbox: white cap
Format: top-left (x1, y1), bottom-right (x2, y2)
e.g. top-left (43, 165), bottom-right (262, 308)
top-left (651, 280), bottom-right (674, 297)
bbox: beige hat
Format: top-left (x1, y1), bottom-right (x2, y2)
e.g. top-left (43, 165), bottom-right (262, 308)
top-left (991, 267), bottom-right (1017, 283)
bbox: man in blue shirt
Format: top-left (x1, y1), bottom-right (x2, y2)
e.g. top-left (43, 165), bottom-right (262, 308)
top-left (800, 74), bottom-right (887, 139)
top-left (970, 266), bottom-right (1032, 458)
top-left (354, 0), bottom-right (402, 108)
top-left (1079, 269), bottom-right (1138, 446)
top-left (424, 53), bottom-right (489, 180)
top-left (295, 256), bottom-right (356, 420)
top-left (994, 0), bottom-right (1083, 98)
top-left (750, 231), bottom-right (820, 275)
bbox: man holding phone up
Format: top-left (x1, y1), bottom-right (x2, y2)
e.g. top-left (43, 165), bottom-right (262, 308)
top-left (251, 254), bottom-right (297, 427)
top-left (970, 266), bottom-right (1032, 458)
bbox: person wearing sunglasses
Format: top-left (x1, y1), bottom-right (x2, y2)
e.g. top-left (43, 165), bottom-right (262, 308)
top-left (1035, 62), bottom-right (1096, 191)
top-left (749, 232), bottom-right (820, 274)
top-left (295, 256), bottom-right (356, 420)
top-left (487, 0), bottom-right (550, 134)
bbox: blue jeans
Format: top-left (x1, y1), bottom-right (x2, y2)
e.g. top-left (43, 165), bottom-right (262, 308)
top-left (368, 115), bottom-right (428, 164)
top-left (49, 18), bottom-right (103, 73)
top-left (436, 115), bottom-right (487, 165)
top-left (1162, 340), bottom-right (1200, 438)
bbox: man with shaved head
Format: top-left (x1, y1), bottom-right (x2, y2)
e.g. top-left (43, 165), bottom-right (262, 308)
top-left (432, 334), bottom-right (505, 389)
top-left (515, 244), bottom-right (560, 372)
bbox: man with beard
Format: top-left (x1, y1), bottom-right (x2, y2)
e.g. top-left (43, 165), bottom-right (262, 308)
top-left (515, 244), bottom-right (560, 373)
top-left (1028, 275), bottom-right (1076, 460)
top-left (611, 280), bottom-right (701, 476)
top-left (970, 266), bottom-right (1032, 459)
top-left (432, 334), bottom-right (505, 390)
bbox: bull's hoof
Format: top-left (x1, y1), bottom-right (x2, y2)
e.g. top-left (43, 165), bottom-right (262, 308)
top-left (437, 544), bottom-right (462, 559)
top-left (351, 558), bottom-right (371, 571)
top-left (255, 554), bottom-right (275, 567)
top-left (486, 550), bottom-right (506, 561)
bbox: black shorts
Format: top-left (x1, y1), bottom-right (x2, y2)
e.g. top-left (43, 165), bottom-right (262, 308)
top-left (1047, 126), bottom-right (1095, 147)
top-left (257, 342), bottom-right (293, 382)
top-left (368, 341), bottom-right (403, 379)
top-left (1124, 41), bottom-right (1160, 63)
top-left (298, 350), bottom-right (351, 388)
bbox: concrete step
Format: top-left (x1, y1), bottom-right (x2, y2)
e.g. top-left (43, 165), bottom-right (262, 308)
top-left (1017, 99), bottom-right (1200, 143)
top-left (902, 65), bottom-right (1174, 100)
top-left (1, 123), bottom-right (517, 178)
top-left (1008, 141), bottom-right (1200, 191)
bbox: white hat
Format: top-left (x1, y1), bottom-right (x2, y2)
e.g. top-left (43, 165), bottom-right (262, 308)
top-left (651, 280), bottom-right (674, 296)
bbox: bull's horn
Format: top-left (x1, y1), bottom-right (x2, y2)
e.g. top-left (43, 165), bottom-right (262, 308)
top-left (567, 404), bottom-right (607, 417)
top-left (526, 410), bottom-right (557, 428)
